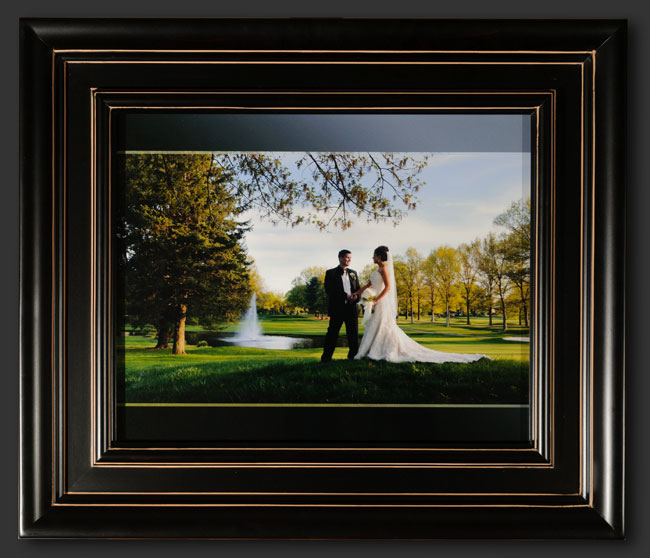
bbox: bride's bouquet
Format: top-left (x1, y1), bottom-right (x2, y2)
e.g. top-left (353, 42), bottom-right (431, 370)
top-left (360, 288), bottom-right (377, 325)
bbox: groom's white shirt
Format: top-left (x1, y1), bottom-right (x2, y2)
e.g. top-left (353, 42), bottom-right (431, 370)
top-left (341, 268), bottom-right (352, 298)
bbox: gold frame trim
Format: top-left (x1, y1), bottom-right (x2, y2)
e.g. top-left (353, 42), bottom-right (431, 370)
top-left (65, 490), bottom-right (576, 495)
top-left (87, 95), bottom-right (552, 474)
top-left (55, 49), bottom-right (593, 54)
top-left (68, 61), bottom-right (583, 66)
top-left (99, 96), bottom-right (545, 462)
top-left (52, 503), bottom-right (591, 509)
top-left (590, 49), bottom-right (597, 507)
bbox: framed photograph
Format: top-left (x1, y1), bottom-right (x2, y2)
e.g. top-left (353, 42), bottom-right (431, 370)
top-left (19, 18), bottom-right (626, 538)
top-left (114, 111), bottom-right (532, 445)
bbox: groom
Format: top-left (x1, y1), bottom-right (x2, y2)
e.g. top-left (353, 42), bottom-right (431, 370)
top-left (321, 249), bottom-right (361, 362)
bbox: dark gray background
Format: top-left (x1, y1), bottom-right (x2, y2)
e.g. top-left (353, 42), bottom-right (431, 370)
top-left (4, 0), bottom-right (645, 555)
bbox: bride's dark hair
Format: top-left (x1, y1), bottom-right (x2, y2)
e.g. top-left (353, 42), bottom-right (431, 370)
top-left (374, 245), bottom-right (389, 262)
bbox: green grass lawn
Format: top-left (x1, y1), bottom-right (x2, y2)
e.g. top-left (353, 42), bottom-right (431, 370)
top-left (121, 314), bottom-right (529, 405)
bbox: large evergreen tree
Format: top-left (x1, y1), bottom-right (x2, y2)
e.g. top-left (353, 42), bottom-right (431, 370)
top-left (120, 153), bottom-right (251, 354)
top-left (304, 277), bottom-right (322, 314)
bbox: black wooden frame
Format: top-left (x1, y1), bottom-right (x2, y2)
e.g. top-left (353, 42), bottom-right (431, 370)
top-left (19, 18), bottom-right (626, 539)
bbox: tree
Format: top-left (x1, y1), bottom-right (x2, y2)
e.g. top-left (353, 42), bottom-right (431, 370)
top-left (432, 246), bottom-right (460, 327)
top-left (504, 246), bottom-right (530, 327)
top-left (494, 198), bottom-right (531, 262)
top-left (285, 284), bottom-right (308, 312)
top-left (257, 291), bottom-right (289, 314)
top-left (494, 198), bottom-right (531, 328)
top-left (457, 240), bottom-right (481, 325)
top-left (421, 253), bottom-right (438, 322)
top-left (120, 153), bottom-right (251, 354)
top-left (305, 277), bottom-right (323, 314)
top-left (360, 263), bottom-right (376, 286)
top-left (291, 266), bottom-right (327, 287)
top-left (477, 233), bottom-right (498, 326)
top-left (287, 268), bottom-right (328, 318)
top-left (406, 248), bottom-right (425, 321)
top-left (514, 278), bottom-right (530, 327)
top-left (393, 260), bottom-right (410, 319)
top-left (216, 152), bottom-right (430, 231)
top-left (316, 283), bottom-right (330, 319)
top-left (491, 235), bottom-right (513, 332)
top-left (248, 262), bottom-right (265, 296)
top-left (394, 248), bottom-right (423, 324)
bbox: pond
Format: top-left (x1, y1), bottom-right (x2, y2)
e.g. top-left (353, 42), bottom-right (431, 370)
top-left (184, 331), bottom-right (351, 350)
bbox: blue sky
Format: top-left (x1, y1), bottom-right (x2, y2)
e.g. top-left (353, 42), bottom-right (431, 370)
top-left (242, 151), bottom-right (530, 293)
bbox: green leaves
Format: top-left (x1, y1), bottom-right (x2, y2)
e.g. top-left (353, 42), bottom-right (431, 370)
top-left (119, 153), bottom-right (252, 335)
top-left (216, 152), bottom-right (429, 231)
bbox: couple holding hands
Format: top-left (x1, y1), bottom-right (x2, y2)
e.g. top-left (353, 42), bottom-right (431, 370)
top-left (321, 246), bottom-right (488, 364)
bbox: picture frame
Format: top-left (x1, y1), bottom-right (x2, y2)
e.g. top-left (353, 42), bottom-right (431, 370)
top-left (19, 18), bottom-right (626, 538)
top-left (113, 112), bottom-right (533, 445)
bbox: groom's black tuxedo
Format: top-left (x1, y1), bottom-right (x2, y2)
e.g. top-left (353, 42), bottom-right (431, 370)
top-left (321, 266), bottom-right (360, 362)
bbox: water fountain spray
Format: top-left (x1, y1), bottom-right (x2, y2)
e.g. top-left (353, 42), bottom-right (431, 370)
top-left (232, 293), bottom-right (263, 341)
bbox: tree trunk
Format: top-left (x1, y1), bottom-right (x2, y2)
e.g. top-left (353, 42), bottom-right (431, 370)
top-left (519, 306), bottom-right (522, 325)
top-left (410, 298), bottom-right (414, 324)
top-left (518, 285), bottom-right (528, 328)
top-left (172, 303), bottom-right (187, 355)
top-left (154, 321), bottom-right (171, 349)
top-left (523, 303), bottom-right (528, 328)
top-left (466, 299), bottom-right (471, 325)
top-left (417, 298), bottom-right (420, 321)
top-left (500, 297), bottom-right (508, 332)
top-left (488, 302), bottom-right (493, 326)
top-left (446, 301), bottom-right (450, 327)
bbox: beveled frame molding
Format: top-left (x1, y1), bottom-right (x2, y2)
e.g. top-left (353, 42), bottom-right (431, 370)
top-left (20, 18), bottom-right (625, 539)
top-left (95, 89), bottom-right (550, 469)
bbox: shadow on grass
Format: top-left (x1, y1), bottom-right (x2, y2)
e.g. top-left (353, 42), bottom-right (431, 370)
top-left (126, 357), bottom-right (529, 405)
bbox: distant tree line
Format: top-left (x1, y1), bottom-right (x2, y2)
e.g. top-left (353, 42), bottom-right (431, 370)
top-left (392, 199), bottom-right (530, 331)
top-left (274, 199), bottom-right (530, 332)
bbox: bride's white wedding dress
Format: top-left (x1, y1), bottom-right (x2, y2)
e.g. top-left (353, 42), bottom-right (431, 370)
top-left (354, 264), bottom-right (488, 364)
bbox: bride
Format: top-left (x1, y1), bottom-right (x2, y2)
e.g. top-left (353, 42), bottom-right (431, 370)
top-left (353, 245), bottom-right (488, 363)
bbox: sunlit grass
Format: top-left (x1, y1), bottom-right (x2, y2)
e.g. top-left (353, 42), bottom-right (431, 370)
top-left (120, 313), bottom-right (530, 404)
top-left (123, 353), bottom-right (527, 405)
